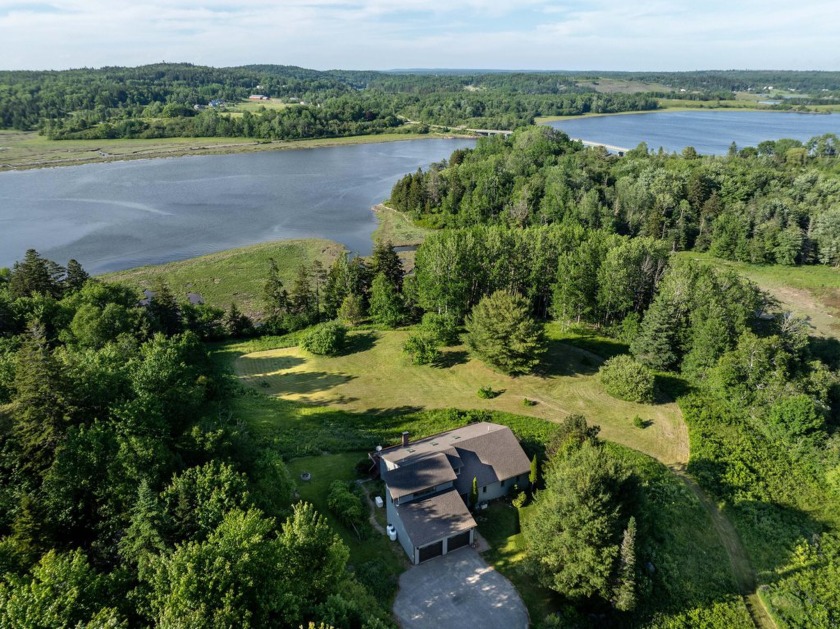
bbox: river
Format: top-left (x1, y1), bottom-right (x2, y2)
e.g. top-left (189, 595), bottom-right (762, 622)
top-left (0, 138), bottom-right (473, 274)
top-left (3, 111), bottom-right (839, 274)
top-left (546, 110), bottom-right (839, 154)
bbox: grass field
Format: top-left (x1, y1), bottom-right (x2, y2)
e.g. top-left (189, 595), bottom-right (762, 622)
top-left (371, 204), bottom-right (430, 273)
top-left (676, 252), bottom-right (840, 339)
top-left (104, 238), bottom-right (344, 318)
top-left (231, 323), bottom-right (689, 466)
top-left (0, 130), bottom-right (441, 171)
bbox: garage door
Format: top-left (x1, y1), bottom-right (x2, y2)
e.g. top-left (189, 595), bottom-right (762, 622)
top-left (418, 540), bottom-right (444, 563)
top-left (448, 531), bottom-right (471, 552)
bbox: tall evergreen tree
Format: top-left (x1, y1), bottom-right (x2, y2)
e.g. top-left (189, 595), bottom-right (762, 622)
top-left (288, 265), bottom-right (317, 322)
top-left (262, 258), bottom-right (289, 323)
top-left (12, 325), bottom-right (67, 475)
top-left (368, 273), bottom-right (404, 328)
top-left (9, 249), bottom-right (64, 300)
top-left (630, 294), bottom-right (681, 371)
top-left (613, 516), bottom-right (637, 611)
top-left (370, 240), bottom-right (404, 291)
top-left (145, 280), bottom-right (182, 337)
top-left (63, 259), bottom-right (89, 294)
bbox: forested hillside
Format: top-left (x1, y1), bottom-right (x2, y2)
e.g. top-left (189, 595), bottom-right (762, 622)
top-left (390, 127), bottom-right (840, 266)
top-left (3, 64), bottom-right (839, 142)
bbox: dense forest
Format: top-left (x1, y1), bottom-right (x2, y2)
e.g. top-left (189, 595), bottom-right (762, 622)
top-left (390, 127), bottom-right (840, 266)
top-left (0, 252), bottom-right (394, 627)
top-left (2, 64), bottom-right (838, 140)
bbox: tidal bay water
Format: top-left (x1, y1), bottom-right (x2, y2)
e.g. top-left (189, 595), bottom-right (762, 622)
top-left (0, 139), bottom-right (473, 274)
top-left (546, 110), bottom-right (839, 155)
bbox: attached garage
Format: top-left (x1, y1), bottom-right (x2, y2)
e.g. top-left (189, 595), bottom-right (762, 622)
top-left (418, 540), bottom-right (444, 563)
top-left (447, 530), bottom-right (471, 552)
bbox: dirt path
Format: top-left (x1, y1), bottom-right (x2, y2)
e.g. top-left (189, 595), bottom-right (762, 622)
top-left (670, 467), bottom-right (776, 629)
top-left (359, 481), bottom-right (386, 535)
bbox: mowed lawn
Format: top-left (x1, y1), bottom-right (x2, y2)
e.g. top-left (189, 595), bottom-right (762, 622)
top-left (233, 326), bottom-right (689, 466)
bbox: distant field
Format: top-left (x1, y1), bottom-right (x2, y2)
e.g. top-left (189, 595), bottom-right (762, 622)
top-left (227, 98), bottom-right (294, 113)
top-left (104, 238), bottom-right (344, 318)
top-left (575, 78), bottom-right (671, 94)
top-left (0, 130), bottom-right (438, 171)
top-left (232, 324), bottom-right (689, 466)
top-left (677, 252), bottom-right (840, 339)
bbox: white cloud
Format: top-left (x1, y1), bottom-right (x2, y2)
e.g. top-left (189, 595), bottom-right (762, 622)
top-left (0, 0), bottom-right (837, 70)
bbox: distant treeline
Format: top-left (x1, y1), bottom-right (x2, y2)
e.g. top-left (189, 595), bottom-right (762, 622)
top-left (4, 63), bottom-right (837, 138)
top-left (390, 127), bottom-right (840, 267)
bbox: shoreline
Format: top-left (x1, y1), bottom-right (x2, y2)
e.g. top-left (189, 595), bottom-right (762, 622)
top-left (0, 131), bottom-right (474, 173)
top-left (535, 105), bottom-right (836, 124)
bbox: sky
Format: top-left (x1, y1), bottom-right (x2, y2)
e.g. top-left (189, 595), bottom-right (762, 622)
top-left (0, 0), bottom-right (837, 72)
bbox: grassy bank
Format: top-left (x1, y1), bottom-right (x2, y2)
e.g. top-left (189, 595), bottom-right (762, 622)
top-left (104, 238), bottom-right (344, 319)
top-left (0, 130), bottom-right (447, 171)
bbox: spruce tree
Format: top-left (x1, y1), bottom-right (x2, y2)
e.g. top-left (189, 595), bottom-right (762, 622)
top-left (613, 516), bottom-right (637, 612)
top-left (262, 258), bottom-right (289, 322)
top-left (63, 259), bottom-right (90, 294)
top-left (368, 273), bottom-right (404, 328)
top-left (630, 294), bottom-right (681, 371)
top-left (12, 325), bottom-right (67, 475)
top-left (465, 290), bottom-right (545, 375)
top-left (371, 240), bottom-right (404, 291)
top-left (146, 280), bottom-right (182, 336)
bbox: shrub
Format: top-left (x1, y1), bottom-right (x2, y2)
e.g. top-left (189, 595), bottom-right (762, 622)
top-left (599, 355), bottom-right (655, 403)
top-left (327, 480), bottom-right (366, 531)
top-left (523, 398), bottom-right (537, 407)
top-left (402, 331), bottom-right (440, 365)
top-left (421, 311), bottom-right (460, 345)
top-left (477, 385), bottom-right (498, 399)
top-left (300, 321), bottom-right (347, 356)
top-left (632, 415), bottom-right (646, 429)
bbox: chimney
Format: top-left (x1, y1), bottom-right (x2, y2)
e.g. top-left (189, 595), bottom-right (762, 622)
top-left (401, 431), bottom-right (410, 447)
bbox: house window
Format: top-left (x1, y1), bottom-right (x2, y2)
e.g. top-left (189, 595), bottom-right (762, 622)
top-left (482, 487), bottom-right (486, 494)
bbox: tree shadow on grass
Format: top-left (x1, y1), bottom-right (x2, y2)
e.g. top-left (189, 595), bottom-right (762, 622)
top-left (341, 331), bottom-right (378, 356)
top-left (655, 373), bottom-right (694, 403)
top-left (537, 339), bottom-right (600, 377)
top-left (436, 349), bottom-right (469, 368)
top-left (263, 370), bottom-right (355, 396)
top-left (237, 354), bottom-right (306, 374)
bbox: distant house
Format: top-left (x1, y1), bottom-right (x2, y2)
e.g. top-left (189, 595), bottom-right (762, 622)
top-left (371, 422), bottom-right (531, 564)
top-left (248, 94), bottom-right (270, 101)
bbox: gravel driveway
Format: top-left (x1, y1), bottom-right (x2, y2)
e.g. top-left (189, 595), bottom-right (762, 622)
top-left (393, 548), bottom-right (529, 628)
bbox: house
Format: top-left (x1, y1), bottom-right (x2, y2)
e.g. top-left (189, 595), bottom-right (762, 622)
top-left (248, 94), bottom-right (270, 101)
top-left (371, 422), bottom-right (531, 564)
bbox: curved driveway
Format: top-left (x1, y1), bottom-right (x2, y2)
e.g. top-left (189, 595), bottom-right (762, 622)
top-left (393, 548), bottom-right (529, 628)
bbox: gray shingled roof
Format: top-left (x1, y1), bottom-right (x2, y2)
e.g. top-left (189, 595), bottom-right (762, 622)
top-left (384, 453), bottom-right (457, 500)
top-left (397, 489), bottom-right (477, 548)
top-left (380, 422), bottom-right (531, 488)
